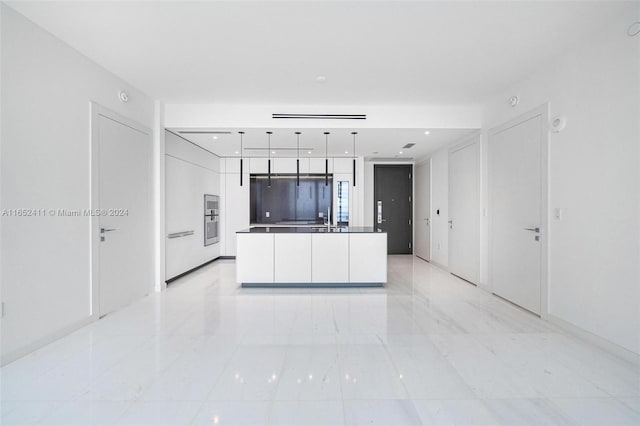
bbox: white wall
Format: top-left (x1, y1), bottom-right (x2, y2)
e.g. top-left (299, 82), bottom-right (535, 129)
top-left (165, 131), bottom-right (220, 279)
top-left (0, 5), bottom-right (154, 364)
top-left (430, 148), bottom-right (449, 268)
top-left (481, 8), bottom-right (640, 355)
top-left (165, 104), bottom-right (482, 129)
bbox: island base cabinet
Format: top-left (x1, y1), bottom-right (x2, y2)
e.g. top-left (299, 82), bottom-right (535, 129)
top-left (275, 234), bottom-right (312, 282)
top-left (311, 233), bottom-right (349, 283)
top-left (349, 234), bottom-right (387, 283)
top-left (236, 233), bottom-right (274, 283)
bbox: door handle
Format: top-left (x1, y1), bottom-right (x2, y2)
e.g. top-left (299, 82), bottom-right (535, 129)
top-left (523, 227), bottom-right (540, 232)
top-left (100, 228), bottom-right (116, 233)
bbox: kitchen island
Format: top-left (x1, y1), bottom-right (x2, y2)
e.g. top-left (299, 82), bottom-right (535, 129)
top-left (236, 227), bottom-right (387, 287)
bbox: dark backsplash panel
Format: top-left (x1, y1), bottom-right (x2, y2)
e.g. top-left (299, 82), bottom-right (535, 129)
top-left (250, 174), bottom-right (333, 224)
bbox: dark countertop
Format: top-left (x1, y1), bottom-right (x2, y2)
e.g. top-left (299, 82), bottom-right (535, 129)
top-left (237, 226), bottom-right (384, 234)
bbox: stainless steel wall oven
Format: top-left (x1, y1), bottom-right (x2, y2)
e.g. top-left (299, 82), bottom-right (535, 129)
top-left (204, 194), bottom-right (219, 246)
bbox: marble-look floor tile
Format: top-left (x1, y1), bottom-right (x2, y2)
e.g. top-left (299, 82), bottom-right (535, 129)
top-left (344, 399), bottom-right (422, 426)
top-left (430, 334), bottom-right (540, 398)
top-left (275, 345), bottom-right (341, 401)
top-left (268, 401), bottom-right (344, 426)
top-left (190, 401), bottom-right (270, 426)
top-left (113, 401), bottom-right (202, 425)
top-left (0, 401), bottom-right (60, 426)
top-left (549, 397), bottom-right (640, 425)
top-left (413, 399), bottom-right (500, 426)
top-left (338, 345), bottom-right (409, 399)
top-left (37, 401), bottom-right (131, 426)
top-left (2, 256), bottom-right (637, 426)
top-left (207, 345), bottom-right (286, 401)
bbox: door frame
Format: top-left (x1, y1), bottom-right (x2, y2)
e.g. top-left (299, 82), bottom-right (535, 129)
top-left (488, 104), bottom-right (549, 317)
top-left (90, 102), bottom-right (153, 318)
top-left (414, 158), bottom-right (431, 262)
top-left (448, 132), bottom-right (481, 284)
top-left (373, 163), bottom-right (414, 254)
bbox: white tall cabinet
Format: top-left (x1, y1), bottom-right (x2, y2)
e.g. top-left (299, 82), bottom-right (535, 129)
top-left (165, 131), bottom-right (221, 280)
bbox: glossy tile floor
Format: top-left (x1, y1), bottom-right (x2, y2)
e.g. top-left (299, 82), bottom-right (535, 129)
top-left (2, 256), bottom-right (639, 425)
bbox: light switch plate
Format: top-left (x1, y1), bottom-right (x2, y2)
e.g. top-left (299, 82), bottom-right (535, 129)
top-left (554, 208), bottom-right (562, 220)
top-left (265, 211), bottom-right (270, 218)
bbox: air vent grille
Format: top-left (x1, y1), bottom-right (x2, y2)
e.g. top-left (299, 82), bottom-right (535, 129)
top-left (178, 130), bottom-right (232, 135)
top-left (402, 143), bottom-right (416, 149)
top-left (272, 113), bottom-right (366, 120)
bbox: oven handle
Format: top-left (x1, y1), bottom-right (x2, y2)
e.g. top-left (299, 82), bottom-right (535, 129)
top-left (167, 230), bottom-right (195, 239)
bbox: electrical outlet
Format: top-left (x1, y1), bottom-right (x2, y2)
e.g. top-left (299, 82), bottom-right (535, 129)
top-left (265, 211), bottom-right (270, 218)
top-left (318, 212), bottom-right (324, 218)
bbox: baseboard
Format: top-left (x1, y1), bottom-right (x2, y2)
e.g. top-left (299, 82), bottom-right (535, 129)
top-left (165, 256), bottom-right (221, 284)
top-left (428, 260), bottom-right (449, 272)
top-left (547, 314), bottom-right (640, 366)
top-left (1, 315), bottom-right (96, 367)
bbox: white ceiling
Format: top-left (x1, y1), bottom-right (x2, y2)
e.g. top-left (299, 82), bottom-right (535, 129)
top-left (7, 1), bottom-right (629, 105)
top-left (170, 127), bottom-right (475, 160)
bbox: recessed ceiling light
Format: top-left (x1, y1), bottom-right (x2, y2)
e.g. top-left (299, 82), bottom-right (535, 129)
top-left (307, 151), bottom-right (312, 154)
top-left (424, 131), bottom-right (430, 135)
top-left (272, 151), bottom-right (276, 154)
top-left (345, 151), bottom-right (349, 154)
top-left (235, 151), bottom-right (239, 154)
top-left (213, 136), bottom-right (218, 139)
top-left (316, 75), bottom-right (327, 83)
top-left (399, 151), bottom-right (403, 154)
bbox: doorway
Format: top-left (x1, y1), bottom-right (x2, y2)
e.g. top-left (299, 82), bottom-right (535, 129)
top-left (91, 104), bottom-right (153, 317)
top-left (414, 160), bottom-right (431, 261)
top-left (489, 105), bottom-right (548, 315)
top-left (449, 137), bottom-right (480, 284)
top-left (374, 164), bottom-right (413, 254)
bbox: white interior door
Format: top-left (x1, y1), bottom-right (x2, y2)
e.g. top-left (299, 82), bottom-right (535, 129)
top-left (449, 140), bottom-right (480, 284)
top-left (96, 110), bottom-right (152, 317)
top-left (415, 160), bottom-right (431, 261)
top-left (489, 113), bottom-right (544, 314)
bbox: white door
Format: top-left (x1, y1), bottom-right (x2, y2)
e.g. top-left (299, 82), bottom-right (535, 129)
top-left (415, 160), bottom-right (431, 261)
top-left (489, 112), bottom-right (545, 315)
top-left (449, 140), bottom-right (480, 284)
top-left (95, 108), bottom-right (152, 317)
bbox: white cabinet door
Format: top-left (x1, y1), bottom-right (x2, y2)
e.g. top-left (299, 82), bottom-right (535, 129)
top-left (236, 234), bottom-right (274, 283)
top-left (275, 234), bottom-right (312, 282)
top-left (224, 171), bottom-right (250, 256)
top-left (311, 234), bottom-right (349, 282)
top-left (349, 234), bottom-right (387, 283)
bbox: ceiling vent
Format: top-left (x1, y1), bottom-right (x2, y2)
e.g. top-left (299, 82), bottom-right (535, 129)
top-left (178, 130), bottom-right (232, 135)
top-left (272, 113), bottom-right (366, 120)
top-left (402, 143), bottom-right (416, 149)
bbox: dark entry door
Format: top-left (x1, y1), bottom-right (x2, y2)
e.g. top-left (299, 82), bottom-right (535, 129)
top-left (374, 165), bottom-right (413, 254)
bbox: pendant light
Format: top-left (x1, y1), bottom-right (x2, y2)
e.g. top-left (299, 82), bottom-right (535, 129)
top-left (352, 132), bottom-right (358, 186)
top-left (267, 131), bottom-right (272, 187)
top-left (238, 131), bottom-right (244, 186)
top-left (295, 132), bottom-right (301, 187)
top-left (324, 132), bottom-right (330, 186)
